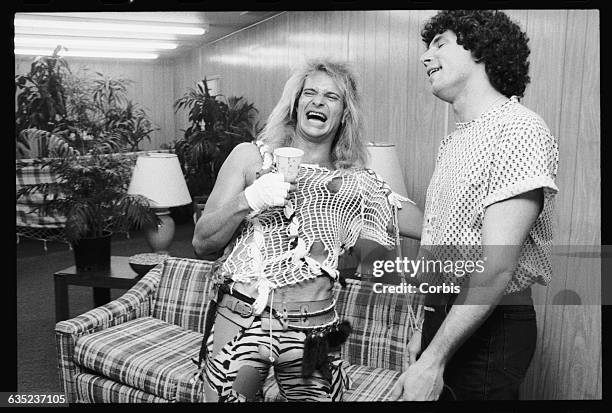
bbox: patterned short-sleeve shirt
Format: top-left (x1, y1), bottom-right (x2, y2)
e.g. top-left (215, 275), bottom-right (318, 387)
top-left (421, 96), bottom-right (559, 293)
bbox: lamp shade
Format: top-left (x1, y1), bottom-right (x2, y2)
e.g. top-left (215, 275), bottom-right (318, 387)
top-left (128, 153), bottom-right (192, 208)
top-left (366, 142), bottom-right (408, 197)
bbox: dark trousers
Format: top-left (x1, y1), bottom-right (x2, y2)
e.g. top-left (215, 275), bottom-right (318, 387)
top-left (420, 289), bottom-right (537, 400)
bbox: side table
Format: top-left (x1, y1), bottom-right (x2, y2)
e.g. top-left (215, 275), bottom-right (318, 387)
top-left (54, 255), bottom-right (143, 322)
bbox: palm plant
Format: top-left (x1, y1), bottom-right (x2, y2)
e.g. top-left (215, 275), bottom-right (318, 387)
top-left (173, 79), bottom-right (260, 197)
top-left (16, 50), bottom-right (158, 158)
top-left (15, 46), bottom-right (69, 157)
top-left (91, 72), bottom-right (132, 115)
top-left (107, 101), bottom-right (158, 152)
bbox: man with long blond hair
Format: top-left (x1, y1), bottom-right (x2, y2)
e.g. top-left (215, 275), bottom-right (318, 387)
top-left (192, 59), bottom-right (422, 401)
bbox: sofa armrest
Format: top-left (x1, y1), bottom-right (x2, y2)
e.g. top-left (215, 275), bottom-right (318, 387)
top-left (54, 265), bottom-right (161, 403)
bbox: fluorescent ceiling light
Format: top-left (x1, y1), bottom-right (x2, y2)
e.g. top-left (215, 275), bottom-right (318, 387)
top-left (14, 16), bottom-right (206, 35)
top-left (15, 36), bottom-right (177, 50)
top-left (14, 26), bottom-right (184, 41)
top-left (33, 12), bottom-right (206, 25)
top-left (15, 48), bottom-right (158, 60)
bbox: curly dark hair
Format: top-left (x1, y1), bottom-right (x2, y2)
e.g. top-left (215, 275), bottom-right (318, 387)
top-left (421, 10), bottom-right (531, 98)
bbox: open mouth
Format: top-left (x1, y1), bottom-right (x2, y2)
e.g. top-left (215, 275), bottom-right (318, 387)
top-left (306, 111), bottom-right (327, 122)
top-left (427, 67), bottom-right (441, 77)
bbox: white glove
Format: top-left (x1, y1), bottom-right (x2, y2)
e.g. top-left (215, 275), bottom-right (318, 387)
top-left (244, 172), bottom-right (290, 213)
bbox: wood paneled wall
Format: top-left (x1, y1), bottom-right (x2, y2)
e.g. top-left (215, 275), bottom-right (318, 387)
top-left (176, 10), bottom-right (601, 400)
top-left (15, 57), bottom-right (177, 151)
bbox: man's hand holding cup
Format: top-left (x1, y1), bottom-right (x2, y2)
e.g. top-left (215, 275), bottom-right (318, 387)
top-left (244, 172), bottom-right (292, 213)
top-left (244, 147), bottom-right (302, 214)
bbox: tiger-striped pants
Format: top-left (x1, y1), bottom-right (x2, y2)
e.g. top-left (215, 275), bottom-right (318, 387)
top-left (203, 317), bottom-right (350, 402)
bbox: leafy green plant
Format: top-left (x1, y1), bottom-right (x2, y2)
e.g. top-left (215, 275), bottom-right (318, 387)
top-left (16, 49), bottom-right (158, 158)
top-left (91, 72), bottom-right (132, 114)
top-left (107, 101), bottom-right (158, 152)
top-left (173, 79), bottom-right (260, 197)
top-left (15, 46), bottom-right (69, 157)
top-left (17, 151), bottom-right (159, 243)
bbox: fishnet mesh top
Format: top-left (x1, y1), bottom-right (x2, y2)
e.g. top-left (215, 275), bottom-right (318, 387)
top-left (421, 96), bottom-right (559, 293)
top-left (219, 143), bottom-right (406, 298)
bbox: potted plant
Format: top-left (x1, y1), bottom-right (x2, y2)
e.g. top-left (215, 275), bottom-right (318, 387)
top-left (52, 70), bottom-right (158, 155)
top-left (16, 48), bottom-right (164, 254)
top-left (15, 46), bottom-right (69, 158)
top-left (16, 150), bottom-right (159, 271)
top-left (16, 48), bottom-right (158, 159)
top-left (173, 79), bottom-right (261, 217)
top-left (107, 101), bottom-right (158, 152)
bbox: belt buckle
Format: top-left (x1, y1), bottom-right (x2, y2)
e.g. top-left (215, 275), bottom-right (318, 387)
top-left (233, 300), bottom-right (253, 317)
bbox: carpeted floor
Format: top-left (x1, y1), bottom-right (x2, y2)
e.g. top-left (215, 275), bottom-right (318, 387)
top-left (15, 220), bottom-right (198, 393)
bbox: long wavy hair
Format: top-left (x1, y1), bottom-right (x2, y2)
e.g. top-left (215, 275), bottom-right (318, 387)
top-left (257, 59), bottom-right (368, 169)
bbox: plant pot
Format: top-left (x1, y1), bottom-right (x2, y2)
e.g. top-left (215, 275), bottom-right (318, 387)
top-left (72, 232), bottom-right (112, 271)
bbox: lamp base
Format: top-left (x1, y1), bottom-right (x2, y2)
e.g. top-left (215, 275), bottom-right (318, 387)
top-left (144, 209), bottom-right (175, 254)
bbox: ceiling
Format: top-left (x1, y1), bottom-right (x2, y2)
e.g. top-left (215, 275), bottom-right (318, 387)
top-left (14, 11), bottom-right (284, 60)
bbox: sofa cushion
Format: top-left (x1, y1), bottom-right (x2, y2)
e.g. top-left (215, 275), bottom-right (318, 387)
top-left (263, 364), bottom-right (399, 402)
top-left (74, 372), bottom-right (171, 403)
top-left (334, 279), bottom-right (418, 371)
top-left (73, 316), bottom-right (204, 401)
top-left (342, 364), bottom-right (399, 401)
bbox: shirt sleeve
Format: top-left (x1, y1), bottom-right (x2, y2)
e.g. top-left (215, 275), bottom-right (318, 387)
top-left (358, 169), bottom-right (399, 248)
top-left (483, 115), bottom-right (559, 208)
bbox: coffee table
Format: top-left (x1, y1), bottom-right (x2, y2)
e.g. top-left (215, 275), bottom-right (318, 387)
top-left (54, 255), bottom-right (143, 322)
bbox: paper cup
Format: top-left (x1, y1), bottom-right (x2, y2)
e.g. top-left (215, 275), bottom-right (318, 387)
top-left (273, 147), bottom-right (304, 182)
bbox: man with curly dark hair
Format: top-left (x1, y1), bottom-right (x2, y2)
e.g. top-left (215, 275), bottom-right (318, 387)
top-left (390, 10), bottom-right (559, 400)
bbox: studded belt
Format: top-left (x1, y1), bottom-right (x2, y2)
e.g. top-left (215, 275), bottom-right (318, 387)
top-left (216, 291), bottom-right (337, 331)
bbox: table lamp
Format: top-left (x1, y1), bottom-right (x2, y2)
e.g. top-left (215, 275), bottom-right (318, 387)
top-left (366, 142), bottom-right (409, 198)
top-left (356, 142), bottom-right (410, 282)
top-left (128, 153), bottom-right (192, 254)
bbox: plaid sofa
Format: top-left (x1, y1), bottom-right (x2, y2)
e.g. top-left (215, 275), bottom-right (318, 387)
top-left (55, 257), bottom-right (419, 403)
